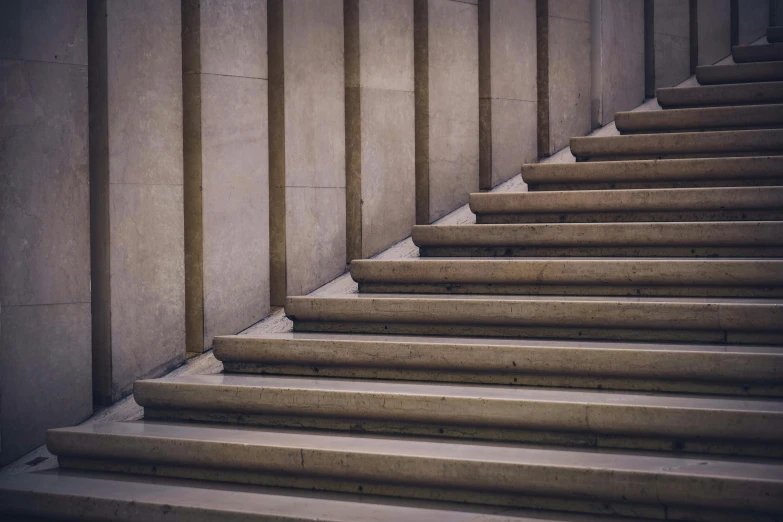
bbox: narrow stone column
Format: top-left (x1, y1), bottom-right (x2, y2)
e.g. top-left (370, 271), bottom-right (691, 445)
top-left (345, 0), bottom-right (415, 261)
top-left (269, 0), bottom-right (346, 302)
top-left (591, 0), bottom-right (645, 127)
top-left (415, 0), bottom-right (479, 223)
top-left (537, 0), bottom-right (591, 157)
top-left (89, 0), bottom-right (185, 404)
top-left (0, 0), bottom-right (91, 464)
top-left (182, 0), bottom-right (269, 353)
top-left (652, 0), bottom-right (691, 88)
top-left (697, 0), bottom-right (730, 65)
top-left (479, 0), bottom-right (537, 190)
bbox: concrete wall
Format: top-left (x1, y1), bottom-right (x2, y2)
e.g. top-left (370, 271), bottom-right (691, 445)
top-left (182, 0), bottom-right (270, 353)
top-left (0, 0), bottom-right (92, 464)
top-left (89, 0), bottom-right (185, 404)
top-left (538, 0), bottom-right (592, 156)
top-left (591, 0), bottom-right (645, 127)
top-left (346, 0), bottom-right (415, 260)
top-left (269, 0), bottom-right (346, 301)
top-left (738, 0), bottom-right (770, 44)
top-left (479, 0), bottom-right (537, 190)
top-left (415, 0), bottom-right (479, 223)
top-left (653, 0), bottom-right (691, 88)
top-left (697, 0), bottom-right (730, 65)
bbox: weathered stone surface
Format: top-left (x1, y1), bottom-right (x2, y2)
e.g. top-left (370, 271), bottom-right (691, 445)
top-left (0, 304), bottom-right (91, 465)
top-left (738, 0), bottom-right (770, 45)
top-left (417, 0), bottom-right (479, 223)
top-left (592, 0), bottom-right (645, 126)
top-left (696, 60), bottom-right (783, 84)
top-left (657, 81), bottom-right (783, 108)
top-left (346, 0), bottom-right (415, 260)
top-left (90, 0), bottom-right (185, 403)
top-left (653, 0), bottom-right (690, 88)
top-left (697, 0), bottom-right (730, 65)
top-left (269, 0), bottom-right (346, 301)
top-left (479, 0), bottom-right (537, 188)
top-left (615, 103), bottom-right (783, 133)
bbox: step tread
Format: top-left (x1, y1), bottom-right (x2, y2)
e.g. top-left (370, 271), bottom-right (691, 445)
top-left (732, 42), bottom-right (783, 63)
top-left (696, 61), bottom-right (783, 84)
top-left (288, 293), bottom-right (782, 304)
top-left (139, 374), bottom-right (783, 412)
top-left (656, 81), bottom-right (783, 108)
top-left (1, 470), bottom-right (618, 522)
top-left (615, 104), bottom-right (783, 132)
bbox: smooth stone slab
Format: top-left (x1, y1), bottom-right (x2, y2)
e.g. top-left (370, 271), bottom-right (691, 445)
top-left (615, 104), bottom-right (783, 134)
top-left (521, 156), bottom-right (783, 190)
top-left (214, 332), bottom-right (783, 395)
top-left (657, 81), bottom-right (783, 108)
top-left (570, 129), bottom-right (783, 161)
top-left (48, 421), bottom-right (783, 514)
top-left (733, 43), bottom-right (783, 63)
top-left (696, 61), bottom-right (783, 84)
top-left (0, 469), bottom-right (629, 522)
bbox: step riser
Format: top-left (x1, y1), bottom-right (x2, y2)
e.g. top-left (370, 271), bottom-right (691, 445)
top-left (358, 283), bottom-right (783, 298)
top-left (770, 27), bottom-right (783, 43)
top-left (696, 62), bottom-right (783, 85)
top-left (620, 124), bottom-right (783, 135)
top-left (475, 210), bottom-right (783, 223)
top-left (142, 409), bottom-right (782, 458)
top-left (575, 150), bottom-right (783, 163)
top-left (528, 179), bottom-right (783, 191)
top-left (615, 105), bottom-right (783, 134)
top-left (419, 246), bottom-right (783, 258)
top-left (733, 44), bottom-right (783, 63)
top-left (656, 82), bottom-right (783, 109)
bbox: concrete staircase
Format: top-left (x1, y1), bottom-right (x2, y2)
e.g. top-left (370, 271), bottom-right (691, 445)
top-left (3, 30), bottom-right (783, 522)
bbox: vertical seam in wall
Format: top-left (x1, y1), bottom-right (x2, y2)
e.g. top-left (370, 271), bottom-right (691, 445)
top-left (689, 0), bottom-right (698, 74)
top-left (268, 0), bottom-right (286, 305)
top-left (414, 0), bottom-right (430, 224)
top-left (478, 0), bottom-right (492, 191)
top-left (536, 0), bottom-right (549, 158)
top-left (88, 0), bottom-right (112, 406)
top-left (344, 0), bottom-right (362, 261)
top-left (182, 0), bottom-right (205, 354)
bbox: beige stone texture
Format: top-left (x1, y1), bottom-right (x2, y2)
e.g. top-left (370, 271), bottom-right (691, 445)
top-left (0, 0), bottom-right (91, 466)
top-left (182, 0), bottom-right (270, 353)
top-left (90, 0), bottom-right (185, 403)
top-left (544, 4), bottom-right (592, 155)
top-left (346, 0), bottom-right (415, 260)
top-left (479, 0), bottom-right (537, 189)
top-left (697, 0), bottom-right (730, 65)
top-left (739, 0), bottom-right (770, 45)
top-left (417, 0), bottom-right (480, 223)
top-left (269, 0), bottom-right (346, 301)
top-left (653, 0), bottom-right (690, 88)
top-left (592, 0), bottom-right (645, 126)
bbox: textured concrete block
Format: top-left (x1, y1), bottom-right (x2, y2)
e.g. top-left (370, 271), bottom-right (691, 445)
top-left (739, 0), bottom-right (770, 44)
top-left (182, 0), bottom-right (270, 353)
top-left (541, 4), bottom-right (592, 155)
top-left (698, 0), bottom-right (730, 65)
top-left (479, 0), bottom-right (537, 189)
top-left (182, 0), bottom-right (267, 78)
top-left (346, 0), bottom-right (415, 260)
top-left (269, 0), bottom-right (346, 300)
top-left (0, 0), bottom-right (87, 65)
top-left (0, 303), bottom-right (92, 465)
top-left (90, 0), bottom-right (185, 403)
top-left (592, 0), bottom-right (645, 126)
top-left (654, 0), bottom-right (691, 88)
top-left (417, 0), bottom-right (479, 223)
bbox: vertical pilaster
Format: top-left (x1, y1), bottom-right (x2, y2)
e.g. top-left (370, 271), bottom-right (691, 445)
top-left (415, 0), bottom-right (479, 223)
top-left (345, 0), bottom-right (415, 260)
top-left (479, 0), bottom-right (537, 190)
top-left (652, 0), bottom-right (690, 89)
top-left (89, 0), bottom-right (185, 404)
top-left (738, 0), bottom-right (770, 44)
top-left (182, 0), bottom-right (270, 353)
top-left (698, 0), bottom-right (731, 65)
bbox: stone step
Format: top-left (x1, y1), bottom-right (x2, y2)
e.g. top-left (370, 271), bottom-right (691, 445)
top-left (615, 104), bottom-right (783, 134)
top-left (469, 186), bottom-right (783, 223)
top-left (696, 61), bottom-right (783, 85)
top-left (768, 26), bottom-right (783, 43)
top-left (0, 469), bottom-right (623, 522)
top-left (412, 221), bottom-right (783, 257)
top-left (522, 157), bottom-right (783, 191)
top-left (657, 81), bottom-right (783, 109)
top-left (733, 43), bottom-right (783, 63)
top-left (214, 332), bottom-right (783, 396)
top-left (135, 374), bottom-right (783, 456)
top-left (569, 129), bottom-right (783, 161)
top-left (349, 258), bottom-right (783, 297)
top-left (48, 421), bottom-right (783, 520)
top-left (285, 294), bottom-right (783, 345)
